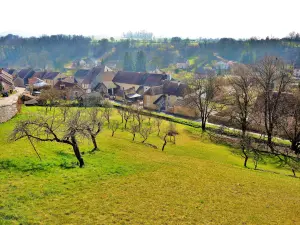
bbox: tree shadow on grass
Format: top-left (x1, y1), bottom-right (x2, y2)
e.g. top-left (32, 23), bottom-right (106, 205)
top-left (0, 156), bottom-right (77, 171)
top-left (0, 159), bottom-right (53, 172)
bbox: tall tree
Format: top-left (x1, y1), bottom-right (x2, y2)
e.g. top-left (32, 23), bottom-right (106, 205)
top-left (135, 50), bottom-right (146, 72)
top-left (229, 64), bottom-right (257, 167)
top-left (123, 52), bottom-right (134, 71)
top-left (187, 74), bottom-right (219, 131)
top-left (277, 90), bottom-right (300, 155)
top-left (253, 56), bottom-right (292, 152)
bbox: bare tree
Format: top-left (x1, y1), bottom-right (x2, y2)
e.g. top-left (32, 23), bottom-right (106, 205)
top-left (139, 125), bottom-right (152, 143)
top-left (109, 120), bottom-right (119, 137)
top-left (123, 106), bottom-right (134, 129)
top-left (39, 88), bottom-right (63, 112)
top-left (161, 122), bottom-right (179, 151)
top-left (168, 122), bottom-right (178, 144)
top-left (102, 100), bottom-right (113, 124)
top-left (59, 106), bottom-right (70, 122)
top-left (128, 121), bottom-right (139, 141)
top-left (154, 118), bottom-right (163, 136)
top-left (187, 75), bottom-right (219, 131)
top-left (134, 107), bottom-right (145, 130)
top-left (229, 64), bottom-right (257, 167)
top-left (276, 90), bottom-right (300, 155)
top-left (10, 109), bottom-right (87, 168)
top-left (84, 108), bottom-right (104, 151)
top-left (253, 56), bottom-right (292, 152)
top-left (117, 108), bottom-right (125, 123)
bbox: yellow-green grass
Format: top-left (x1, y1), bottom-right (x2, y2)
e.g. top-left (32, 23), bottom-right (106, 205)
top-left (0, 107), bottom-right (299, 224)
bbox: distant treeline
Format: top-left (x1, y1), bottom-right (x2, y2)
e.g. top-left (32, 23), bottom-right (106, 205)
top-left (1, 32), bottom-right (300, 71)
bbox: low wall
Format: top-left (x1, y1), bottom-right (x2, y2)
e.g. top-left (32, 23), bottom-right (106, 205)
top-left (0, 101), bottom-right (18, 123)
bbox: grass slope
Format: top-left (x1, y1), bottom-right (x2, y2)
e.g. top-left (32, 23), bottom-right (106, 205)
top-left (0, 107), bottom-right (299, 224)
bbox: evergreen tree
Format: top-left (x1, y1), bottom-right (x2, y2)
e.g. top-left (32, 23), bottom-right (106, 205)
top-left (0, 82), bottom-right (3, 92)
top-left (135, 50), bottom-right (146, 72)
top-left (123, 52), bottom-right (134, 71)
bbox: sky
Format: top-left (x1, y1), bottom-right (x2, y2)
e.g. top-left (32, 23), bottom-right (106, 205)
top-left (1, 0), bottom-right (300, 39)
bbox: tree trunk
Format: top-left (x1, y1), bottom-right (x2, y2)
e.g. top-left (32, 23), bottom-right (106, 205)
top-left (291, 140), bottom-right (298, 154)
top-left (162, 134), bottom-right (168, 151)
top-left (243, 154), bottom-right (249, 168)
top-left (112, 131), bottom-right (115, 137)
top-left (125, 120), bottom-right (128, 129)
top-left (132, 133), bottom-right (135, 141)
top-left (292, 168), bottom-right (296, 177)
top-left (71, 135), bottom-right (84, 168)
top-left (242, 140), bottom-right (248, 167)
top-left (91, 134), bottom-right (98, 150)
top-left (201, 121), bottom-right (206, 131)
top-left (254, 160), bottom-right (258, 170)
top-left (267, 133), bottom-right (273, 152)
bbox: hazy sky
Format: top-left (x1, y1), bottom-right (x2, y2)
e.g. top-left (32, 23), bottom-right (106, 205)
top-left (1, 0), bottom-right (299, 39)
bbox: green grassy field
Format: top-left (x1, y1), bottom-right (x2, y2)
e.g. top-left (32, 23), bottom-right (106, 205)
top-left (0, 107), bottom-right (300, 224)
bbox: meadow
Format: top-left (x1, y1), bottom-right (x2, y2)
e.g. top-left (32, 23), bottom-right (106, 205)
top-left (0, 107), bottom-right (299, 224)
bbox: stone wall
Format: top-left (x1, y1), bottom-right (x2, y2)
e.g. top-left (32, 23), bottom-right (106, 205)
top-left (0, 101), bottom-right (18, 123)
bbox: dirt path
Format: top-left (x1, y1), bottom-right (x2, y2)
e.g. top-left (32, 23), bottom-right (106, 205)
top-left (0, 87), bottom-right (25, 106)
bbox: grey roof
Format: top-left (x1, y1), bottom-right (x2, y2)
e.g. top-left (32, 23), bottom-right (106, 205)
top-left (112, 71), bottom-right (168, 86)
top-left (17, 68), bottom-right (33, 79)
top-left (144, 81), bottom-right (188, 97)
top-left (32, 71), bottom-right (47, 79)
top-left (43, 72), bottom-right (60, 80)
top-left (82, 67), bottom-right (104, 84)
top-left (143, 73), bottom-right (167, 86)
top-left (144, 86), bottom-right (163, 96)
top-left (74, 69), bottom-right (89, 78)
top-left (3, 68), bottom-right (16, 75)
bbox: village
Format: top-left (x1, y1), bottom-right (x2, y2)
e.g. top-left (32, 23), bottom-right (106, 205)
top-left (1, 59), bottom-right (300, 121)
top-left (0, 64), bottom-right (203, 118)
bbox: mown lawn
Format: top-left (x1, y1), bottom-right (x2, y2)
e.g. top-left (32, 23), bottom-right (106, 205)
top-left (0, 107), bottom-right (299, 224)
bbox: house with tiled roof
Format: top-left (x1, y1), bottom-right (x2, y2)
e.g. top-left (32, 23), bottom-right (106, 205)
top-left (28, 71), bottom-right (47, 86)
top-left (43, 72), bottom-right (64, 86)
top-left (173, 98), bottom-right (198, 118)
top-left (115, 87), bottom-right (141, 102)
top-left (81, 66), bottom-right (112, 93)
top-left (0, 69), bottom-right (14, 92)
top-left (112, 71), bottom-right (169, 93)
top-left (53, 79), bottom-right (85, 100)
top-left (93, 71), bottom-right (117, 96)
top-left (143, 80), bottom-right (188, 112)
top-left (3, 68), bottom-right (17, 76)
top-left (16, 68), bottom-right (35, 86)
top-left (74, 69), bottom-right (89, 84)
